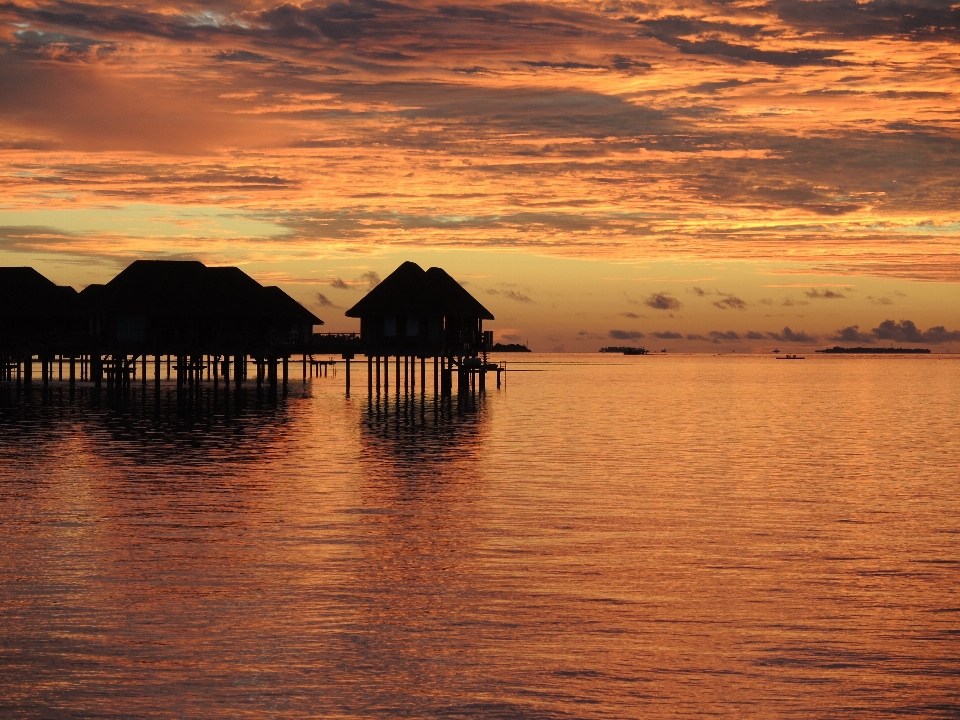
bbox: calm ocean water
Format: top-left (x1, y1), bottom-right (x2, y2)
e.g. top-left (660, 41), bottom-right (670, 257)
top-left (1, 353), bottom-right (958, 718)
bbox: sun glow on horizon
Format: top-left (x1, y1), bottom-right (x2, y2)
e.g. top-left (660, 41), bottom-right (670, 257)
top-left (1, 0), bottom-right (959, 349)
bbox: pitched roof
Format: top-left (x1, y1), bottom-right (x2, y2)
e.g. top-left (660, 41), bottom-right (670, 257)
top-left (344, 261), bottom-right (431, 317)
top-left (424, 266), bottom-right (494, 320)
top-left (79, 260), bottom-right (322, 324)
top-left (345, 261), bottom-right (494, 320)
top-left (0, 267), bottom-right (79, 318)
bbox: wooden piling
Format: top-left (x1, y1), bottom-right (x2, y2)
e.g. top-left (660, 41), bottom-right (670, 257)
top-left (268, 356), bottom-right (278, 388)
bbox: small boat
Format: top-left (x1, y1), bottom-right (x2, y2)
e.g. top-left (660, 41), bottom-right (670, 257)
top-left (776, 354), bottom-right (805, 360)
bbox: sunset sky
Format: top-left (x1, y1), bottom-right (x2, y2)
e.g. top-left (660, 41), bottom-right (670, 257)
top-left (1, 0), bottom-right (958, 351)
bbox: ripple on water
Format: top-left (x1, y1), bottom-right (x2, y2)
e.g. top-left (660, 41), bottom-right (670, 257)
top-left (0, 354), bottom-right (958, 718)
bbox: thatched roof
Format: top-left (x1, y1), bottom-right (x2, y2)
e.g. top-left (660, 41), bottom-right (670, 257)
top-left (79, 260), bottom-right (322, 325)
top-left (423, 266), bottom-right (494, 320)
top-left (0, 267), bottom-right (78, 319)
top-left (345, 261), bottom-right (494, 320)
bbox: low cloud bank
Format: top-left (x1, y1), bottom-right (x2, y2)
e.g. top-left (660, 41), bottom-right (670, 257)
top-left (833, 320), bottom-right (960, 344)
top-left (609, 329), bottom-right (644, 340)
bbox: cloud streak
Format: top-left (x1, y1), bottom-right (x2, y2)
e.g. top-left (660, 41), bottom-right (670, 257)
top-left (609, 329), bottom-right (644, 340)
top-left (645, 293), bottom-right (681, 311)
top-left (0, 0), bottom-right (958, 293)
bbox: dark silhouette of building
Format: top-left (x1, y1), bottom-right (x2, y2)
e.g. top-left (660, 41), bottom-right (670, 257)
top-left (0, 268), bottom-right (81, 384)
top-left (1, 259), bottom-right (504, 397)
top-left (346, 261), bottom-right (493, 356)
top-left (1, 260), bottom-right (322, 390)
top-left (80, 260), bottom-right (319, 352)
top-left (0, 267), bottom-right (81, 346)
top-left (346, 261), bottom-right (495, 394)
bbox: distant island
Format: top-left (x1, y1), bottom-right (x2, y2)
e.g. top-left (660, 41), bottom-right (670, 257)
top-left (600, 346), bottom-right (649, 355)
top-left (817, 346), bottom-right (931, 354)
top-left (491, 343), bottom-right (532, 352)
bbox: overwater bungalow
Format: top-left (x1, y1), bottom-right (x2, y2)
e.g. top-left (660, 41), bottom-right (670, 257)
top-left (1, 260), bottom-right (321, 389)
top-left (346, 261), bottom-right (493, 356)
top-left (80, 260), bottom-right (319, 352)
top-left (345, 261), bottom-right (495, 393)
top-left (0, 267), bottom-right (82, 383)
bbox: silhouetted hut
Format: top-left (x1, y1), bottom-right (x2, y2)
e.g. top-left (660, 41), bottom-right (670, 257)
top-left (1, 260), bottom-right (329, 391)
top-left (75, 260), bottom-right (321, 390)
top-left (0, 267), bottom-right (80, 346)
top-left (80, 260), bottom-right (320, 352)
top-left (345, 261), bottom-right (494, 394)
top-left (345, 261), bottom-right (493, 357)
top-left (0, 268), bottom-right (81, 383)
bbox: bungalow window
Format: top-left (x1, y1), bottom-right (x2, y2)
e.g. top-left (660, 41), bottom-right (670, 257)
top-left (407, 316), bottom-right (419, 336)
top-left (384, 316), bottom-right (396, 337)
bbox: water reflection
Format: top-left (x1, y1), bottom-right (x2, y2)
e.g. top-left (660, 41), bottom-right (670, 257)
top-left (360, 388), bottom-right (488, 475)
top-left (350, 388), bottom-right (506, 715)
top-left (0, 382), bottom-right (310, 467)
top-left (2, 358), bottom-right (958, 717)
